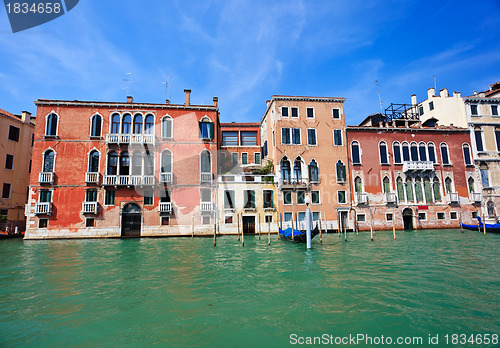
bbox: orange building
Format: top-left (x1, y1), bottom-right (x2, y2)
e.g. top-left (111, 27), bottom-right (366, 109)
top-left (25, 90), bottom-right (220, 239)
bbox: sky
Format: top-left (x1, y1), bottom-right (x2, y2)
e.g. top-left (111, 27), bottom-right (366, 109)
top-left (1, 0), bottom-right (499, 125)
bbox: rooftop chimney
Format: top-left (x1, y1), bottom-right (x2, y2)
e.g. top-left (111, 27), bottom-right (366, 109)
top-left (453, 91), bottom-right (461, 98)
top-left (165, 99), bottom-right (170, 104)
top-left (184, 89), bottom-right (191, 106)
top-left (213, 97), bottom-right (218, 107)
top-left (427, 88), bottom-right (435, 99)
top-left (411, 94), bottom-right (417, 106)
top-left (21, 111), bottom-right (31, 124)
top-left (127, 96), bottom-right (133, 103)
top-left (440, 88), bottom-right (449, 97)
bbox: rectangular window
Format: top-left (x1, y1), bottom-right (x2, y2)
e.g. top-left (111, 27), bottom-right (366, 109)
top-left (291, 107), bottom-right (298, 117)
top-left (8, 126), bottom-right (19, 142)
top-left (475, 130), bottom-right (484, 152)
top-left (492, 105), bottom-right (498, 116)
top-left (0, 209), bottom-right (7, 217)
top-left (232, 153), bottom-right (238, 165)
top-left (333, 129), bottom-right (343, 146)
top-left (242, 153), bottom-right (248, 165)
top-left (337, 191), bottom-right (346, 204)
top-left (203, 216), bottom-right (211, 225)
top-left (470, 104), bottom-right (478, 115)
top-left (162, 217), bottom-right (170, 225)
top-left (307, 129), bottom-right (317, 145)
top-left (283, 190), bottom-right (292, 205)
top-left (201, 189), bottom-right (211, 202)
top-left (281, 128), bottom-right (291, 144)
top-left (29, 160), bottom-right (31, 173)
top-left (297, 190), bottom-right (305, 204)
top-left (386, 213), bottom-right (393, 221)
top-left (298, 212), bottom-right (305, 222)
top-left (437, 212), bottom-right (446, 220)
top-left (281, 107), bottom-right (289, 117)
top-left (419, 106), bottom-right (424, 115)
top-left (254, 153), bottom-right (261, 164)
top-left (241, 131), bottom-right (257, 146)
top-left (265, 215), bottom-right (272, 223)
top-left (332, 109), bottom-right (340, 119)
top-left (85, 190), bottom-right (98, 202)
top-left (429, 101), bottom-right (434, 111)
top-left (311, 190), bottom-right (320, 204)
top-left (312, 212), bottom-right (319, 221)
top-left (39, 218), bottom-right (48, 228)
top-left (39, 190), bottom-right (51, 203)
top-left (224, 190), bottom-right (235, 209)
top-left (5, 154), bottom-right (14, 170)
top-left (105, 190), bottom-right (116, 205)
top-left (144, 191), bottom-right (153, 205)
top-left (199, 122), bottom-right (213, 139)
top-left (472, 212), bottom-right (478, 219)
top-left (284, 212), bottom-right (292, 222)
top-left (244, 190), bottom-right (255, 209)
top-left (222, 131), bottom-right (238, 146)
top-left (2, 183), bottom-right (11, 199)
top-left (450, 212), bottom-right (458, 220)
top-left (225, 216), bottom-right (233, 224)
top-left (292, 128), bottom-right (301, 144)
top-left (306, 107), bottom-right (314, 118)
top-left (357, 214), bottom-right (366, 222)
top-left (86, 218), bottom-right (95, 227)
top-left (418, 212), bottom-right (427, 221)
top-left (263, 190), bottom-right (274, 209)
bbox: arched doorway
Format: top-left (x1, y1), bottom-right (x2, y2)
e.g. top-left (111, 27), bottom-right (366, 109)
top-left (402, 208), bottom-right (413, 230)
top-left (121, 203), bottom-right (141, 237)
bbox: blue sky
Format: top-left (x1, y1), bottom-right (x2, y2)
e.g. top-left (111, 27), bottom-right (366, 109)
top-left (1, 0), bottom-right (499, 125)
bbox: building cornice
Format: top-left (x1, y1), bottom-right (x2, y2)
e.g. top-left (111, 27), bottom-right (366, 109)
top-left (463, 97), bottom-right (500, 104)
top-left (345, 126), bottom-right (469, 133)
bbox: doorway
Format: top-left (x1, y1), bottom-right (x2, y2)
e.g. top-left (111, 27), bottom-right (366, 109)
top-left (121, 203), bottom-right (142, 237)
top-left (242, 216), bottom-right (256, 234)
top-left (402, 208), bottom-right (413, 230)
top-left (339, 211), bottom-right (348, 232)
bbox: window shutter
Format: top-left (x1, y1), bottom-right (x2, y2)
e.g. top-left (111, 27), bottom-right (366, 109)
top-left (210, 122), bottom-right (214, 139)
top-left (199, 122), bottom-right (203, 138)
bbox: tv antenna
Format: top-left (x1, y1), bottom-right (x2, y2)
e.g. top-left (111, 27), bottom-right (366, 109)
top-left (123, 72), bottom-right (135, 97)
top-left (162, 76), bottom-right (173, 101)
top-left (375, 80), bottom-right (383, 114)
top-left (433, 75), bottom-right (437, 90)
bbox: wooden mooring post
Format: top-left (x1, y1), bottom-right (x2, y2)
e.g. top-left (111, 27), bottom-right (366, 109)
top-left (241, 213), bottom-right (245, 246)
top-left (369, 207), bottom-right (374, 241)
top-left (319, 215), bottom-right (323, 244)
top-left (459, 211), bottom-right (464, 233)
top-left (237, 212), bottom-right (241, 241)
top-left (392, 207), bottom-right (396, 240)
top-left (213, 221), bottom-right (217, 246)
top-left (268, 219), bottom-right (271, 245)
top-left (192, 216), bottom-right (194, 238)
top-left (324, 212), bottom-right (327, 234)
top-left (258, 214), bottom-right (261, 240)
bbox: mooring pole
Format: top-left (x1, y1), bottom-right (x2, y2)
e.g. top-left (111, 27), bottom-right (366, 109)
top-left (213, 221), bottom-right (217, 246)
top-left (292, 212), bottom-right (295, 243)
top-left (344, 213), bottom-right (347, 242)
top-left (324, 212), bottom-right (327, 234)
top-left (319, 214), bottom-right (323, 244)
top-left (306, 195), bottom-right (312, 249)
top-left (268, 219), bottom-right (271, 245)
top-left (192, 216), bottom-right (194, 238)
top-left (459, 210), bottom-right (464, 233)
top-left (392, 207), bottom-right (396, 240)
top-left (258, 213), bottom-right (261, 240)
top-left (369, 208), bottom-right (374, 241)
top-left (237, 212), bottom-right (241, 241)
top-left (241, 214), bottom-right (245, 246)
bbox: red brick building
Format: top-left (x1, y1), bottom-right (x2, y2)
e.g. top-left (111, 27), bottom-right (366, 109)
top-left (219, 122), bottom-right (261, 172)
top-left (346, 111), bottom-right (478, 231)
top-left (25, 90), bottom-right (220, 239)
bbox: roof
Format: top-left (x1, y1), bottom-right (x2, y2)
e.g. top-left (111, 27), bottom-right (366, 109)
top-left (221, 122), bottom-right (260, 127)
top-left (35, 99), bottom-right (219, 111)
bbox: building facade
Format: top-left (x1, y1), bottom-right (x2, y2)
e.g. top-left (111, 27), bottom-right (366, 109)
top-left (25, 91), bottom-right (220, 239)
top-left (0, 108), bottom-right (35, 232)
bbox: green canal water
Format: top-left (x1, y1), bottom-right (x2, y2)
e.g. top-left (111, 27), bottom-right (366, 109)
top-left (0, 229), bottom-right (499, 347)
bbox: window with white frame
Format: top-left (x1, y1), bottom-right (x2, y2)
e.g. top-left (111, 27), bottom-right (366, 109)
top-left (281, 128), bottom-right (291, 144)
top-left (351, 141), bottom-right (361, 164)
top-left (242, 153), bottom-right (248, 165)
top-left (45, 113), bottom-right (58, 136)
top-left (462, 144), bottom-right (472, 166)
top-left (379, 141), bottom-right (389, 165)
top-left (470, 104), bottom-right (478, 116)
top-left (283, 190), bottom-right (292, 205)
top-left (337, 191), bottom-right (346, 204)
top-left (311, 190), bottom-right (320, 204)
top-left (162, 116), bottom-right (173, 138)
top-left (291, 107), bottom-right (298, 118)
top-left (224, 190), bottom-right (235, 209)
top-left (306, 107), bottom-right (314, 118)
top-left (307, 128), bottom-right (317, 145)
top-left (393, 142), bottom-right (402, 164)
top-left (333, 129), bottom-right (343, 146)
top-left (474, 127), bottom-right (484, 152)
top-left (281, 107), bottom-right (289, 117)
top-left (241, 131), bottom-right (257, 146)
top-left (90, 114), bottom-right (102, 137)
top-left (332, 109), bottom-right (340, 119)
top-left (440, 143), bottom-right (450, 165)
top-left (254, 153), bottom-right (261, 164)
top-left (428, 143), bottom-right (436, 163)
top-left (492, 105), bottom-right (499, 116)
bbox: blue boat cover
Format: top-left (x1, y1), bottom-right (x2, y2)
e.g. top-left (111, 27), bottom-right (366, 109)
top-left (279, 228), bottom-right (304, 238)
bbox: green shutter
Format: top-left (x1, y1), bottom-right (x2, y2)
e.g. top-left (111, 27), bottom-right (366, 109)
top-left (210, 122), bottom-right (214, 139)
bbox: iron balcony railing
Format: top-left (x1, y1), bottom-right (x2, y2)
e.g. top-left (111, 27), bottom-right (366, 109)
top-left (201, 202), bottom-right (213, 212)
top-left (85, 172), bottom-right (100, 184)
top-left (385, 192), bottom-right (397, 204)
top-left (103, 175), bottom-right (155, 186)
top-left (200, 173), bottom-right (213, 184)
top-left (403, 161), bottom-right (434, 172)
top-left (106, 134), bottom-right (155, 145)
top-left (35, 202), bottom-right (52, 215)
top-left (82, 202), bottom-right (98, 214)
top-left (159, 172), bottom-right (173, 184)
top-left (470, 192), bottom-right (482, 203)
top-left (447, 192), bottom-right (460, 203)
top-left (38, 172), bottom-right (54, 184)
top-left (159, 202), bottom-right (172, 214)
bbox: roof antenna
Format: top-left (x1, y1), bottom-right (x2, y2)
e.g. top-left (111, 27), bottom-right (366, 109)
top-left (433, 75), bottom-right (437, 91)
top-left (123, 72), bottom-right (135, 97)
top-left (375, 80), bottom-right (383, 114)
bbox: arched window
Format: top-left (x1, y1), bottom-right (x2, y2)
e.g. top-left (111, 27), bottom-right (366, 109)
top-left (474, 126), bottom-right (484, 152)
top-left (107, 151), bottom-right (118, 175)
top-left (281, 157), bottom-right (291, 183)
top-left (445, 177), bottom-right (453, 194)
top-left (480, 162), bottom-right (489, 187)
top-left (199, 117), bottom-right (213, 139)
top-left (336, 160), bottom-right (346, 183)
top-left (393, 142), bottom-right (402, 164)
top-left (495, 127), bottom-right (500, 151)
top-left (131, 152), bottom-right (142, 175)
top-left (382, 176), bottom-right (391, 193)
top-left (120, 151), bottom-right (130, 175)
top-left (402, 142), bottom-right (410, 161)
top-left (133, 114), bottom-right (143, 134)
top-left (200, 150), bottom-right (211, 173)
top-left (419, 142), bottom-right (427, 161)
top-left (424, 177), bottom-right (432, 203)
top-left (122, 114), bottom-right (132, 134)
top-left (354, 176), bottom-right (362, 193)
top-left (351, 141), bottom-right (361, 164)
top-left (293, 158), bottom-right (302, 181)
top-left (468, 177), bottom-right (475, 193)
top-left (462, 144), bottom-right (472, 166)
top-left (90, 114), bottom-right (102, 137)
top-left (143, 150), bottom-right (154, 175)
top-left (415, 177), bottom-right (423, 202)
top-left (43, 149), bottom-right (55, 172)
top-left (405, 177), bottom-right (414, 202)
top-left (145, 114), bottom-right (155, 134)
top-left (162, 116), bottom-right (173, 138)
top-left (45, 113), bottom-right (58, 136)
top-left (440, 143), bottom-right (450, 165)
top-left (88, 150), bottom-right (99, 172)
top-left (433, 177), bottom-right (441, 202)
top-left (379, 141), bottom-right (389, 165)
top-left (427, 142), bottom-right (436, 163)
top-left (396, 177), bottom-right (404, 201)
top-left (410, 142), bottom-right (418, 161)
top-left (111, 114), bottom-right (120, 134)
top-left (308, 160), bottom-right (319, 182)
top-left (161, 150), bottom-right (172, 173)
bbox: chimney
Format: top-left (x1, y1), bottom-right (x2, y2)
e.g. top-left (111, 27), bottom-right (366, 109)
top-left (266, 100), bottom-right (271, 108)
top-left (213, 97), bottom-right (218, 107)
top-left (453, 91), bottom-right (461, 98)
top-left (474, 91), bottom-right (477, 95)
top-left (411, 94), bottom-right (417, 106)
top-left (127, 96), bottom-right (133, 103)
top-left (21, 111), bottom-right (31, 124)
top-left (165, 99), bottom-right (170, 104)
top-left (427, 88), bottom-right (435, 99)
top-left (184, 89), bottom-right (191, 106)
top-left (440, 88), bottom-right (449, 97)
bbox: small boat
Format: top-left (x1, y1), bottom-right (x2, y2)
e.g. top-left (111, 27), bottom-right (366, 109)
top-left (0, 231), bottom-right (24, 239)
top-left (461, 217), bottom-right (500, 233)
top-left (279, 226), bottom-right (320, 243)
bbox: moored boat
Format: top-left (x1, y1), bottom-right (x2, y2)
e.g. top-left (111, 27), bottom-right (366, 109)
top-left (461, 217), bottom-right (500, 233)
top-left (279, 226), bottom-right (320, 243)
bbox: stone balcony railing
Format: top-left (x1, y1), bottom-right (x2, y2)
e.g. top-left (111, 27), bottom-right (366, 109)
top-left (82, 202), bottom-right (98, 214)
top-left (159, 202), bottom-right (172, 214)
top-left (201, 202), bottom-right (213, 212)
top-left (35, 202), bottom-right (52, 215)
top-left (403, 161), bottom-right (434, 172)
top-left (385, 192), bottom-right (397, 204)
top-left (200, 173), bottom-right (213, 184)
top-left (470, 192), bottom-right (482, 203)
top-left (85, 172), bottom-right (100, 184)
top-left (447, 192), bottom-right (460, 204)
top-left (38, 172), bottom-right (54, 185)
top-left (103, 175), bottom-right (155, 186)
top-left (356, 193), bottom-right (368, 204)
top-left (278, 177), bottom-right (309, 189)
top-left (159, 172), bottom-right (173, 184)
top-left (106, 133), bottom-right (155, 145)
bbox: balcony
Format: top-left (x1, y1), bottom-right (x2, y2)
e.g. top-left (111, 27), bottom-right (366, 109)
top-left (106, 133), bottom-right (155, 145)
top-left (103, 175), bottom-right (155, 186)
top-left (403, 161), bottom-right (434, 172)
top-left (82, 202), bottom-right (98, 214)
top-left (38, 172), bottom-right (54, 185)
top-left (159, 202), bottom-right (172, 214)
top-left (264, 205), bottom-right (275, 211)
top-left (356, 193), bottom-right (368, 205)
top-left (447, 192), bottom-right (460, 204)
top-left (159, 172), bottom-right (173, 184)
top-left (385, 192), bottom-right (397, 204)
top-left (201, 202), bottom-right (213, 212)
top-left (278, 177), bottom-right (309, 189)
top-left (470, 192), bottom-right (482, 203)
top-left (85, 172), bottom-right (100, 184)
top-left (200, 173), bottom-right (213, 184)
top-left (35, 202), bottom-right (52, 215)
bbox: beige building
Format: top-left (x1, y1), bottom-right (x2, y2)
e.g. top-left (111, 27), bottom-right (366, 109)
top-left (261, 96), bottom-right (352, 231)
top-left (414, 87), bottom-right (467, 128)
top-left (0, 108), bottom-right (35, 232)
